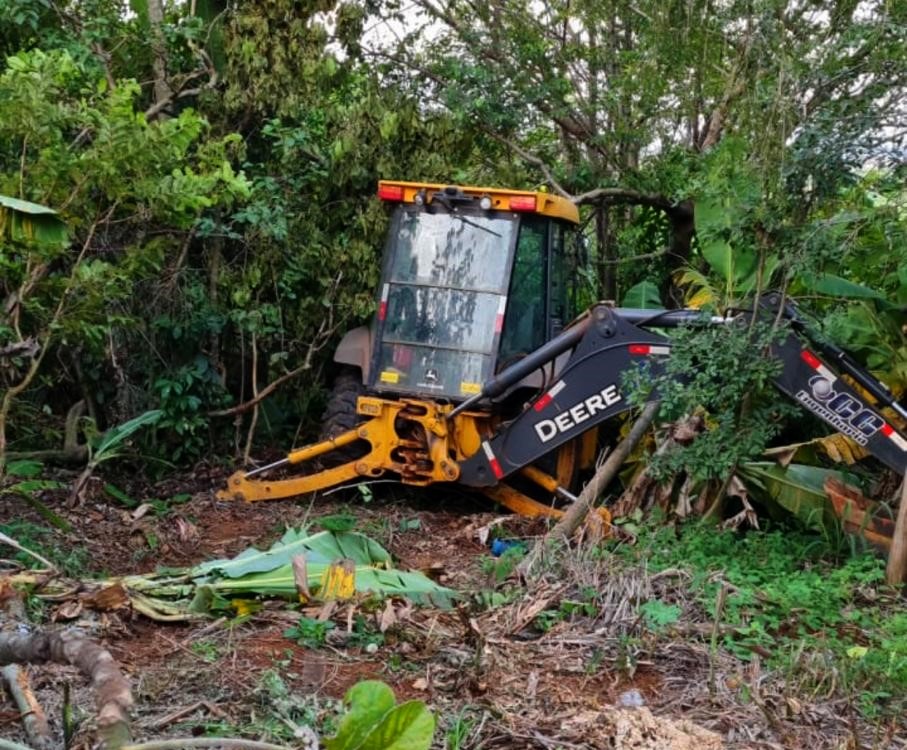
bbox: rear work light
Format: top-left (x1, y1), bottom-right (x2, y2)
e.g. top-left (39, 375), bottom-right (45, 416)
top-left (508, 195), bottom-right (536, 212)
top-left (378, 184), bottom-right (405, 201)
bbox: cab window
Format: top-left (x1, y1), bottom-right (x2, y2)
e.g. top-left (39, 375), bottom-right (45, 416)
top-left (499, 216), bottom-right (547, 364)
top-left (550, 220), bottom-right (586, 331)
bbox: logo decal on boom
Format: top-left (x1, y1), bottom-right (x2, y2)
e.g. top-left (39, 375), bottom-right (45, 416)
top-left (534, 384), bottom-right (621, 443)
top-left (795, 375), bottom-right (884, 446)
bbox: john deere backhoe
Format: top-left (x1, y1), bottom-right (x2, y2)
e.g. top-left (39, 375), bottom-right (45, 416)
top-left (219, 181), bottom-right (907, 520)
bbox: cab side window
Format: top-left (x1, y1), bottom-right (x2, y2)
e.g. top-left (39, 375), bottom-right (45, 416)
top-left (499, 217), bottom-right (547, 363)
top-left (549, 222), bottom-right (568, 337)
top-left (550, 221), bottom-right (583, 333)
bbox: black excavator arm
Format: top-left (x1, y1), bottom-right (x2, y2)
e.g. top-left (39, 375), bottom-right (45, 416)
top-left (456, 292), bottom-right (907, 487)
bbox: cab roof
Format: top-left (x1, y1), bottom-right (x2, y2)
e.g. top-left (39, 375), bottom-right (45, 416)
top-left (377, 180), bottom-right (580, 225)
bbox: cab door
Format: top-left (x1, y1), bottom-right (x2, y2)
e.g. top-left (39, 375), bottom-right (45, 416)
top-left (499, 217), bottom-right (580, 364)
top-left (549, 219), bottom-right (581, 337)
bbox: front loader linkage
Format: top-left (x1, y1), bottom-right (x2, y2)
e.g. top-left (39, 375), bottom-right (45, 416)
top-left (217, 396), bottom-right (592, 522)
top-left (218, 397), bottom-right (463, 502)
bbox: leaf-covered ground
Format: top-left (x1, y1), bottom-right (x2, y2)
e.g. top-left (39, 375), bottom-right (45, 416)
top-left (1, 468), bottom-right (905, 750)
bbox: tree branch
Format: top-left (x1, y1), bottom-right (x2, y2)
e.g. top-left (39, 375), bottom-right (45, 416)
top-left (481, 129), bottom-right (573, 199)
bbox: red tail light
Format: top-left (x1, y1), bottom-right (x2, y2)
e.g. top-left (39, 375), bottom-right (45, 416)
top-left (508, 195), bottom-right (536, 212)
top-left (378, 184), bottom-right (404, 201)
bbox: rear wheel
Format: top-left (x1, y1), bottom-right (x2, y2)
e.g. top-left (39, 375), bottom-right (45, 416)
top-left (319, 366), bottom-right (368, 465)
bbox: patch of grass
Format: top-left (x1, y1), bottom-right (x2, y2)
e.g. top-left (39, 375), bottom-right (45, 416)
top-left (440, 705), bottom-right (489, 750)
top-left (0, 520), bottom-right (91, 577)
top-left (253, 669), bottom-right (342, 742)
top-left (620, 522), bottom-right (906, 717)
top-left (189, 640), bottom-right (221, 662)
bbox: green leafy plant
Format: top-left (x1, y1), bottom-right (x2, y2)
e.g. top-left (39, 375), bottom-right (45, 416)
top-left (319, 513), bottom-right (358, 533)
top-left (284, 616), bottom-right (335, 649)
top-left (639, 599), bottom-right (682, 631)
top-left (1, 459), bottom-right (68, 530)
top-left (480, 545), bottom-right (526, 584)
top-left (323, 680), bottom-right (435, 750)
top-left (624, 321), bottom-right (790, 481)
top-left (348, 614), bottom-right (385, 650)
top-left (152, 357), bottom-right (228, 462)
top-left (69, 410), bottom-right (163, 500)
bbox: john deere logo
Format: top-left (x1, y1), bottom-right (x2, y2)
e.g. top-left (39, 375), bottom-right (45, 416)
top-left (424, 368), bottom-right (439, 383)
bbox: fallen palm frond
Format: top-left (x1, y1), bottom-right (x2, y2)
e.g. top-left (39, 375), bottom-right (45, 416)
top-left (8, 529), bottom-right (455, 621)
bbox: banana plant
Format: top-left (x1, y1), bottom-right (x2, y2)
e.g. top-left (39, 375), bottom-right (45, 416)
top-left (69, 410), bottom-right (163, 502)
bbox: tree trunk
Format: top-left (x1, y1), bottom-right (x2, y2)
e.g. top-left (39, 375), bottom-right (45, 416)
top-left (548, 401), bottom-right (660, 540)
top-left (596, 206), bottom-right (617, 301)
top-left (518, 401), bottom-right (660, 578)
top-left (148, 0), bottom-right (173, 113)
top-left (885, 478), bottom-right (907, 585)
top-left (661, 201), bottom-right (696, 307)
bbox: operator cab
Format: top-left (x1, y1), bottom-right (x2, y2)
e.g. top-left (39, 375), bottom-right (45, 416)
top-left (364, 181), bottom-right (582, 401)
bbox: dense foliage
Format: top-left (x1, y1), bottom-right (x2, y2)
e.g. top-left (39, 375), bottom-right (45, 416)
top-left (0, 0), bottom-right (904, 484)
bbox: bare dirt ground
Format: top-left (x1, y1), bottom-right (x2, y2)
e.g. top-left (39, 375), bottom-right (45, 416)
top-left (1, 467), bottom-right (904, 749)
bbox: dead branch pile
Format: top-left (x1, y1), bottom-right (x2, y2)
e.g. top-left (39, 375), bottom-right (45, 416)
top-left (401, 539), bottom-right (904, 749)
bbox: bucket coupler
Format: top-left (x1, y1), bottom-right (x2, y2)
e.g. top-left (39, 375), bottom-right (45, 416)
top-left (459, 295), bottom-right (907, 487)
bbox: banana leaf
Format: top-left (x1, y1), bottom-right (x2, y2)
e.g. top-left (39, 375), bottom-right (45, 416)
top-left (622, 280), bottom-right (662, 309)
top-left (737, 462), bottom-right (860, 531)
top-left (206, 562), bottom-right (455, 608)
top-left (19, 530), bottom-right (455, 620)
top-left (0, 194), bottom-right (68, 245)
top-left (125, 530), bottom-right (455, 617)
top-left (190, 529), bottom-right (393, 579)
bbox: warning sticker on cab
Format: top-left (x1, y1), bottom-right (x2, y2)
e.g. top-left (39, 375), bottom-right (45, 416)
top-left (380, 370), bottom-right (400, 384)
top-left (460, 381), bottom-right (481, 395)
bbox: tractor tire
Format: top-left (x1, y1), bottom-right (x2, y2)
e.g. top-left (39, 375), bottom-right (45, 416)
top-left (319, 367), bottom-right (368, 465)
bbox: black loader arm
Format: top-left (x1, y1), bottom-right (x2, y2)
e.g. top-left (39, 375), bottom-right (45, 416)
top-left (458, 296), bottom-right (907, 488)
top-left (760, 293), bottom-right (907, 475)
top-left (458, 304), bottom-right (680, 487)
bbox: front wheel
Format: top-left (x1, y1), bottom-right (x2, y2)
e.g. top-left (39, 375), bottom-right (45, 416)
top-left (319, 366), bottom-right (368, 465)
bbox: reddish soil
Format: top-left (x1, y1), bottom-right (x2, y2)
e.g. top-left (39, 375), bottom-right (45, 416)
top-left (4, 469), bottom-right (889, 749)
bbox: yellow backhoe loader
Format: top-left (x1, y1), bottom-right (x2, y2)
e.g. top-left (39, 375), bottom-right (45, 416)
top-left (219, 181), bottom-right (907, 521)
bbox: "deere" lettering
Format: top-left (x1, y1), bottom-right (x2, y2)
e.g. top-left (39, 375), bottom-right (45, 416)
top-left (534, 384), bottom-right (621, 443)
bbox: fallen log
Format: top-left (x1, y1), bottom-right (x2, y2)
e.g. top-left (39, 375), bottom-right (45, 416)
top-left (0, 629), bottom-right (133, 749)
top-left (518, 401), bottom-right (660, 577)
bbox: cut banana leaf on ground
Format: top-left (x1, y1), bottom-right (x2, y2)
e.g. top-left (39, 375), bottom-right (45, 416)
top-left (14, 530), bottom-right (455, 621)
top-left (190, 529), bottom-right (394, 578)
top-left (164, 530), bottom-right (454, 616)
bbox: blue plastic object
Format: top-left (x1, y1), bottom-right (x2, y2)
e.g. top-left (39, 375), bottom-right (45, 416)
top-left (490, 538), bottom-right (526, 557)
